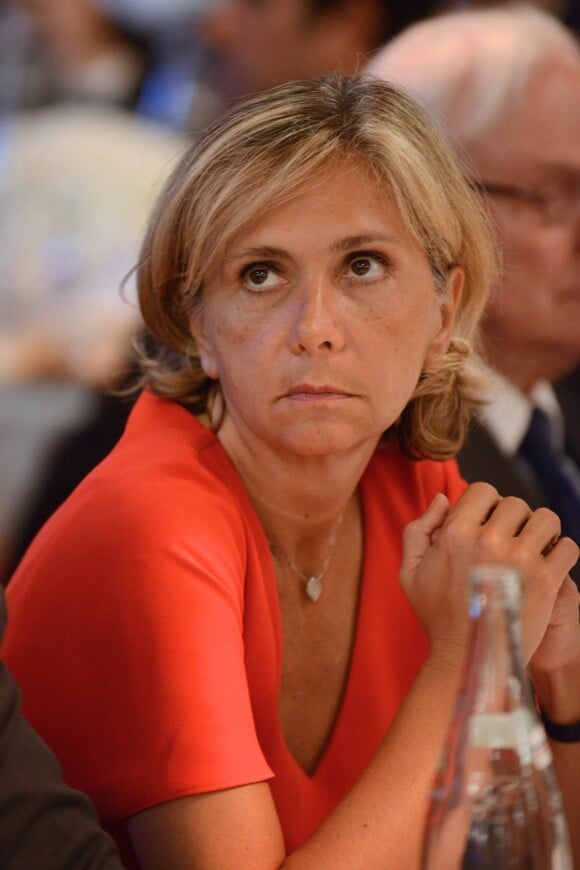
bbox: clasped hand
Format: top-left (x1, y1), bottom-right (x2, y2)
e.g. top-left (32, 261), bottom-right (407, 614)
top-left (400, 482), bottom-right (580, 672)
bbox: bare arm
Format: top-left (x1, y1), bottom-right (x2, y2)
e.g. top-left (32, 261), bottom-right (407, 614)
top-left (129, 782), bottom-right (286, 869)
top-left (529, 576), bottom-right (580, 866)
top-left (128, 484), bottom-right (579, 869)
top-left (129, 656), bottom-right (463, 869)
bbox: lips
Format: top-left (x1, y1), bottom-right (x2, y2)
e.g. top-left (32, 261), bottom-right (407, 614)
top-left (283, 384), bottom-right (354, 400)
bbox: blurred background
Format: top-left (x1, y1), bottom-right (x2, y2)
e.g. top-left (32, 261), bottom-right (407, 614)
top-left (0, 0), bottom-right (578, 583)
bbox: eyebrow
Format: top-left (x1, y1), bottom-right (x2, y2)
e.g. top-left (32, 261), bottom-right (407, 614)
top-left (226, 245), bottom-right (288, 265)
top-left (330, 233), bottom-right (406, 252)
top-left (226, 233), bottom-right (407, 265)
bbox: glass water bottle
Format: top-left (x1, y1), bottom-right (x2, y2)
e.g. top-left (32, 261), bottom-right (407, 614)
top-left (421, 565), bottom-right (572, 869)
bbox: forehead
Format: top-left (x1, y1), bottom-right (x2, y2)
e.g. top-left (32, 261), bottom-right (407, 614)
top-left (477, 62), bottom-right (580, 179)
top-left (224, 162), bottom-right (415, 253)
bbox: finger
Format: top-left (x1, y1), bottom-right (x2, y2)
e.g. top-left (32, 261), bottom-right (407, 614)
top-left (446, 481), bottom-right (501, 528)
top-left (545, 575), bottom-right (580, 627)
top-left (400, 494), bottom-right (450, 590)
top-left (403, 493), bottom-right (450, 552)
top-left (516, 506), bottom-right (561, 554)
top-left (543, 535), bottom-right (580, 582)
top-left (482, 495), bottom-right (532, 537)
top-left (422, 492), bottom-right (451, 541)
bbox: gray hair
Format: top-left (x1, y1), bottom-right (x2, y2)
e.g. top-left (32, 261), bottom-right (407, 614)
top-left (366, 3), bottom-right (580, 146)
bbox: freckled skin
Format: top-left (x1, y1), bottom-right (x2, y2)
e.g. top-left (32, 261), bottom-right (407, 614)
top-left (190, 163), bottom-right (461, 467)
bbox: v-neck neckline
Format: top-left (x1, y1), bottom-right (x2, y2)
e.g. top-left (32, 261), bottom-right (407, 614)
top-left (263, 472), bottom-right (373, 783)
top-left (195, 417), bottom-right (379, 783)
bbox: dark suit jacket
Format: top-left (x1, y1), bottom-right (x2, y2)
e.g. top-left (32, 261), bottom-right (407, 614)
top-left (457, 368), bottom-right (580, 588)
top-left (0, 589), bottom-right (123, 869)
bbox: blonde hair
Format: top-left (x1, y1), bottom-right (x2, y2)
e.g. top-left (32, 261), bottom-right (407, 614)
top-left (133, 72), bottom-right (497, 459)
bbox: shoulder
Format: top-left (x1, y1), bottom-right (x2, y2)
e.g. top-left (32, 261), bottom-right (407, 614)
top-left (50, 392), bottom-right (243, 533)
top-left (9, 393), bottom-right (251, 608)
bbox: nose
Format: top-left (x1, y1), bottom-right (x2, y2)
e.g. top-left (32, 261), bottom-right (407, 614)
top-left (289, 276), bottom-right (346, 355)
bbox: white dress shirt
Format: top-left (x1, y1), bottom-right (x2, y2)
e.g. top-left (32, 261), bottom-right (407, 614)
top-left (481, 375), bottom-right (565, 457)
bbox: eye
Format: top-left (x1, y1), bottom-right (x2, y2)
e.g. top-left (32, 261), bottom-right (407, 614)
top-left (241, 263), bottom-right (283, 292)
top-left (345, 252), bottom-right (391, 280)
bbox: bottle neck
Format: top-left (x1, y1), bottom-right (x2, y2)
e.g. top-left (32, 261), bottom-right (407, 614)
top-left (464, 566), bottom-right (528, 714)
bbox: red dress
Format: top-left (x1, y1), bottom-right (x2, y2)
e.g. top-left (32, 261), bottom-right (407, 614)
top-left (4, 391), bottom-right (466, 865)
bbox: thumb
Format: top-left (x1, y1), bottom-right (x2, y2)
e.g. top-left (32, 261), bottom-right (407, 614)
top-left (400, 493), bottom-right (450, 590)
top-left (420, 492), bottom-right (450, 538)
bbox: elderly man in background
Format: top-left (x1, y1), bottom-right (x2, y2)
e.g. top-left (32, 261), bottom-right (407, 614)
top-left (368, 4), bottom-right (580, 587)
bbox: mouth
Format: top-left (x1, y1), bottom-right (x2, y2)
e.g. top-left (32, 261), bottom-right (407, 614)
top-left (282, 384), bottom-right (355, 402)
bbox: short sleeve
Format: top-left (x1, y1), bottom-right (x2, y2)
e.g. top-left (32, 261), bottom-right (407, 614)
top-left (5, 462), bottom-right (274, 822)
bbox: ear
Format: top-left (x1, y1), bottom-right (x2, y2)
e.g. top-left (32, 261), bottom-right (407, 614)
top-left (424, 266), bottom-right (464, 368)
top-left (189, 312), bottom-right (220, 380)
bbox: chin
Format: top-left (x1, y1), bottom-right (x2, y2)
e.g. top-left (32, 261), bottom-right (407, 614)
top-left (274, 422), bottom-right (373, 458)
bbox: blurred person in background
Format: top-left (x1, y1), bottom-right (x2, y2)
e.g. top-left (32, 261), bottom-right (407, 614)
top-left (87, 0), bottom-right (224, 130)
top-left (2, 0), bottom-right (219, 129)
top-left (196, 0), bottom-right (444, 111)
top-left (367, 3), bottom-right (580, 587)
top-left (448, 0), bottom-right (579, 34)
top-left (2, 0), bottom-right (150, 113)
top-left (0, 0), bottom-right (186, 583)
top-left (0, 110), bottom-right (183, 584)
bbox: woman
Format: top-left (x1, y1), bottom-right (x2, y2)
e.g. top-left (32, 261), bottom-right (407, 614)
top-left (4, 74), bottom-right (579, 868)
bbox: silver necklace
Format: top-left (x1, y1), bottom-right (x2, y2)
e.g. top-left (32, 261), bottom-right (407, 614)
top-left (268, 512), bottom-right (344, 603)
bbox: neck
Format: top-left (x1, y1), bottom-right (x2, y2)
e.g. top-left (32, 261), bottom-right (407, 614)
top-left (216, 419), bottom-right (375, 558)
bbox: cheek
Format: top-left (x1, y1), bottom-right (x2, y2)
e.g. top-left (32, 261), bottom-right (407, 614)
top-left (211, 311), bottom-right (273, 384)
top-left (502, 226), bottom-right (560, 281)
top-left (368, 311), bottom-right (436, 379)
top-left (218, 307), bottom-right (267, 352)
top-left (501, 241), bottom-right (561, 312)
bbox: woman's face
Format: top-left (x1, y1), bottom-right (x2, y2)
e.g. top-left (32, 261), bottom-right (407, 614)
top-left (191, 162), bottom-right (461, 460)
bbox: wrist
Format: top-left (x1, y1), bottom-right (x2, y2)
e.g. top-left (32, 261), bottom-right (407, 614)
top-left (424, 644), bottom-right (465, 687)
top-left (530, 651), bottom-right (580, 725)
top-left (539, 709), bottom-right (580, 743)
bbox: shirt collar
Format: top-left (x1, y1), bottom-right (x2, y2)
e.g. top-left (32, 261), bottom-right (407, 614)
top-left (480, 373), bottom-right (564, 456)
